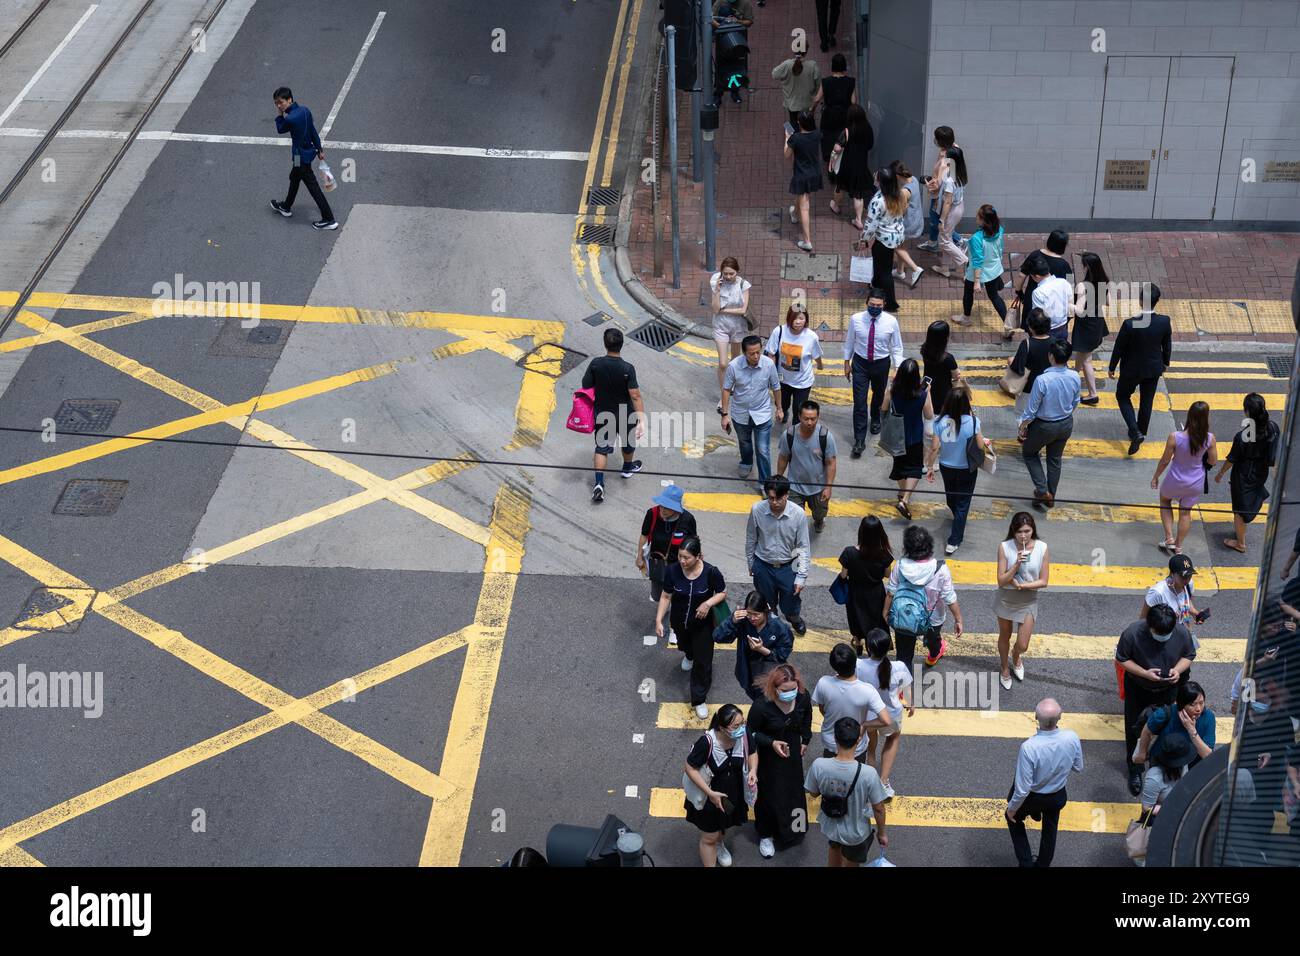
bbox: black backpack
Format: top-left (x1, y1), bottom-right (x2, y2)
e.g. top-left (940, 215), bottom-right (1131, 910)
top-left (785, 425), bottom-right (829, 461)
top-left (819, 761), bottom-right (862, 819)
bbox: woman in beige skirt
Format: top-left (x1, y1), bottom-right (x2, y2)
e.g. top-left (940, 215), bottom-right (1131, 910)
top-left (993, 512), bottom-right (1050, 690)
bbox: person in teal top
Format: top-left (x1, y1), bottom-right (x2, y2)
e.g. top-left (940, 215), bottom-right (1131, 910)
top-left (957, 204), bottom-right (1007, 327)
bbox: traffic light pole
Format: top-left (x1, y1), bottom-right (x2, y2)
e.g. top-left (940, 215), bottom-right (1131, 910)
top-left (666, 27), bottom-right (682, 289)
top-left (692, 0), bottom-right (710, 183)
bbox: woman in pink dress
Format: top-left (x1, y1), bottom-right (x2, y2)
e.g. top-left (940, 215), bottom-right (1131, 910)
top-left (1151, 401), bottom-right (1218, 554)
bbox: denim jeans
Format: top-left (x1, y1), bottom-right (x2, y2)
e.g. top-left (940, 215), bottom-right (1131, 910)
top-left (927, 196), bottom-right (961, 244)
top-left (733, 416), bottom-right (773, 481)
top-left (753, 556), bottom-right (802, 621)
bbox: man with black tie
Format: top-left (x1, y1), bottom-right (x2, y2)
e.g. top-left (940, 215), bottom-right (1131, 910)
top-left (843, 287), bottom-right (904, 458)
top-left (1108, 283), bottom-right (1171, 457)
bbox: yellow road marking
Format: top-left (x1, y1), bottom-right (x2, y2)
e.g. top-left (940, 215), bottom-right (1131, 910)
top-left (0, 310), bottom-right (156, 353)
top-left (810, 556), bottom-right (1258, 590)
top-left (506, 339), bottom-right (566, 450)
top-left (0, 845), bottom-right (43, 866)
top-left (599, 0), bottom-right (644, 198)
top-left (648, 788), bottom-right (1136, 833)
top-left (656, 703), bottom-right (1234, 742)
top-left (0, 630), bottom-right (471, 857)
top-left (420, 483), bottom-right (532, 867)
top-left (432, 329), bottom-right (526, 363)
top-left (683, 491), bottom-right (1256, 525)
top-left (787, 627), bottom-right (1248, 663)
top-left (989, 437), bottom-right (1160, 460)
top-left (13, 587), bottom-right (96, 631)
top-left (575, 0), bottom-right (631, 235)
top-left (587, 244), bottom-right (629, 320)
top-left (812, 385), bottom-right (1273, 413)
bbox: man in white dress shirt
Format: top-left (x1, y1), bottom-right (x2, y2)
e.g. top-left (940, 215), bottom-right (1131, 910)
top-left (1005, 697), bottom-right (1084, 867)
top-left (842, 287), bottom-right (904, 457)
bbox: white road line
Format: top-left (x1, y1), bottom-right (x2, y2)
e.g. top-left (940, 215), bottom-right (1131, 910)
top-left (321, 11), bottom-right (385, 137)
top-left (0, 126), bottom-right (589, 160)
top-left (0, 4), bottom-right (98, 129)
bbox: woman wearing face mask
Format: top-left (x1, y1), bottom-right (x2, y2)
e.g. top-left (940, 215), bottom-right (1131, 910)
top-left (993, 512), bottom-right (1050, 690)
top-left (1131, 680), bottom-right (1215, 813)
top-left (656, 537), bottom-right (727, 720)
top-left (747, 663), bottom-right (813, 858)
top-left (765, 304), bottom-right (824, 420)
top-left (713, 591), bottom-right (795, 701)
top-left (683, 703), bottom-right (758, 867)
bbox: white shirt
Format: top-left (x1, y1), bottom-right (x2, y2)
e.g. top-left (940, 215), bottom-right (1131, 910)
top-left (1146, 577), bottom-right (1195, 629)
top-left (843, 310), bottom-right (904, 366)
top-left (855, 658), bottom-right (913, 720)
top-left (1000, 539), bottom-right (1047, 588)
top-left (711, 272), bottom-right (751, 321)
top-left (766, 326), bottom-right (823, 390)
top-left (1032, 276), bottom-right (1073, 329)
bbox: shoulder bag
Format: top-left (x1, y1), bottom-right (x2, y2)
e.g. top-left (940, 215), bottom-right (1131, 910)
top-left (878, 401), bottom-right (906, 457)
top-left (999, 359), bottom-right (1029, 398)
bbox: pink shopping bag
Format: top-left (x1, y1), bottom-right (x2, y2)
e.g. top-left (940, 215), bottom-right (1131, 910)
top-left (566, 387), bottom-right (596, 433)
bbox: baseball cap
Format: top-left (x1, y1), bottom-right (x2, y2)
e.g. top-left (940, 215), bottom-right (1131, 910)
top-left (1169, 554), bottom-right (1196, 578)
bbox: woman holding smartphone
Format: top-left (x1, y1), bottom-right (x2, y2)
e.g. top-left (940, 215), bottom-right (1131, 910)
top-left (994, 512), bottom-right (1050, 690)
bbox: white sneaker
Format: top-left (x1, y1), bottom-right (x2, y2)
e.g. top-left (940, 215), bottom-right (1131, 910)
top-left (715, 843), bottom-right (732, 867)
top-left (1012, 657), bottom-right (1025, 681)
top-left (908, 267), bottom-right (923, 288)
top-left (883, 781), bottom-right (895, 801)
top-left (694, 703), bottom-right (709, 719)
top-left (891, 268), bottom-right (905, 279)
top-left (788, 204), bottom-right (797, 224)
top-left (944, 543), bottom-right (959, 555)
top-left (681, 656), bottom-right (693, 671)
top-left (759, 837), bottom-right (775, 858)
top-left (667, 630), bottom-right (678, 646)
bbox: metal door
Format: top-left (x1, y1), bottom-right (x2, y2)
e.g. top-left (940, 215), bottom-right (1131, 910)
top-left (1092, 56), bottom-right (1170, 218)
top-left (1153, 57), bottom-right (1233, 219)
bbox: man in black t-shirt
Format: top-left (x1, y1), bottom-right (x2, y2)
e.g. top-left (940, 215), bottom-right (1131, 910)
top-left (582, 328), bottom-right (646, 503)
top-left (1116, 603), bottom-right (1196, 796)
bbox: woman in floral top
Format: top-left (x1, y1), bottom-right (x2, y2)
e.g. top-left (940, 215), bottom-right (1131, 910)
top-left (859, 166), bottom-right (910, 312)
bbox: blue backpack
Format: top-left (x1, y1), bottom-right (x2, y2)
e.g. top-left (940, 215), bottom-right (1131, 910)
top-left (888, 571), bottom-right (935, 637)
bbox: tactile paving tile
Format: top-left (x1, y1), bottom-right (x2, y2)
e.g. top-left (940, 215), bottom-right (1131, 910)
top-left (1247, 300), bottom-right (1294, 335)
top-left (780, 292), bottom-right (844, 332)
top-left (1190, 301), bottom-right (1251, 335)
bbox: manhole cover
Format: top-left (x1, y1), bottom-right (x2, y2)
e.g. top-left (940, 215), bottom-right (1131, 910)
top-left (53, 479), bottom-right (128, 516)
top-left (628, 319), bottom-right (684, 352)
top-left (514, 344), bottom-right (589, 378)
top-left (587, 185), bottom-right (621, 207)
top-left (1267, 355), bottom-right (1292, 378)
top-left (582, 312), bottom-right (611, 326)
top-left (209, 317), bottom-right (291, 358)
top-left (53, 399), bottom-right (120, 434)
top-left (14, 586), bottom-right (94, 633)
top-left (781, 252), bottom-right (840, 282)
top-left (577, 222), bottom-right (616, 245)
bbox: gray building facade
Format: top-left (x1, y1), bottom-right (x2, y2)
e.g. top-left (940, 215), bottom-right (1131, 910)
top-left (860, 0), bottom-right (1300, 227)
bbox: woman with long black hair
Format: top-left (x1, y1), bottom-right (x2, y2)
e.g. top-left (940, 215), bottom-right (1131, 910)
top-left (931, 147), bottom-right (969, 279)
top-left (919, 319), bottom-right (959, 415)
top-left (860, 164), bottom-right (909, 312)
top-left (857, 629), bottom-right (913, 800)
top-left (1072, 251), bottom-right (1110, 405)
top-left (784, 109), bottom-right (823, 252)
top-left (1215, 393), bottom-right (1280, 554)
top-left (994, 511), bottom-right (1050, 689)
top-left (880, 358), bottom-right (933, 519)
top-left (1153, 401), bottom-right (1218, 554)
top-left (837, 516), bottom-right (894, 653)
top-left (655, 537), bottom-right (728, 719)
top-left (958, 203), bottom-right (1006, 327)
top-left (747, 663), bottom-right (813, 858)
top-left (830, 104), bottom-right (874, 229)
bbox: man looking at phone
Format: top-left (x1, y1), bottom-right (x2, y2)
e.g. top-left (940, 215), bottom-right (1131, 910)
top-left (1140, 554), bottom-right (1205, 644)
top-left (1116, 603), bottom-right (1196, 796)
top-left (268, 86), bottom-right (338, 230)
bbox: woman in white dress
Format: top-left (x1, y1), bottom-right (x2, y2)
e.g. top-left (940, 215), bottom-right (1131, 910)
top-left (993, 511), bottom-right (1051, 690)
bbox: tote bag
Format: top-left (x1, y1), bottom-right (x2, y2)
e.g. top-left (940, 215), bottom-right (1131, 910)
top-left (878, 403), bottom-right (906, 457)
top-left (849, 240), bottom-right (874, 284)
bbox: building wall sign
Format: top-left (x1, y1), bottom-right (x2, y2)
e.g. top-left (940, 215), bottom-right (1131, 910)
top-left (1103, 159), bottom-right (1151, 190)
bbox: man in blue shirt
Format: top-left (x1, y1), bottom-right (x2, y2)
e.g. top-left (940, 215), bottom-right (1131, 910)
top-left (1017, 340), bottom-right (1079, 511)
top-left (1005, 697), bottom-right (1083, 867)
top-left (269, 86), bottom-right (338, 230)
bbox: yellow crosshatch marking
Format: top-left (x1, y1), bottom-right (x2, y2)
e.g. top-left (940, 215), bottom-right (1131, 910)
top-left (0, 292), bottom-right (555, 865)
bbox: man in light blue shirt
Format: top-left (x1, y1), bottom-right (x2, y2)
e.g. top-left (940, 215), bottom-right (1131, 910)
top-left (722, 335), bottom-right (783, 486)
top-left (1017, 340), bottom-right (1079, 511)
top-left (1006, 697), bottom-right (1083, 867)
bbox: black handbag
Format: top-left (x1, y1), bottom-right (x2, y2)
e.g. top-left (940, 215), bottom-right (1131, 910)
top-left (1202, 451), bottom-right (1210, 495)
top-left (966, 431), bottom-right (986, 471)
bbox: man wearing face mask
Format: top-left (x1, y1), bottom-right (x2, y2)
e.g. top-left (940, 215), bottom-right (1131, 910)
top-left (844, 288), bottom-right (905, 456)
top-left (1116, 603), bottom-right (1196, 796)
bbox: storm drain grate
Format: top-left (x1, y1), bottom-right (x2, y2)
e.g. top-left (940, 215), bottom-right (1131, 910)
top-left (53, 399), bottom-right (120, 434)
top-left (587, 185), bottom-right (621, 207)
top-left (1267, 355), bottom-right (1292, 378)
top-left (628, 319), bottom-right (684, 352)
top-left (577, 222), bottom-right (616, 245)
top-left (582, 312), bottom-right (611, 326)
top-left (14, 586), bottom-right (94, 633)
top-left (53, 479), bottom-right (128, 517)
top-left (515, 344), bottom-right (589, 378)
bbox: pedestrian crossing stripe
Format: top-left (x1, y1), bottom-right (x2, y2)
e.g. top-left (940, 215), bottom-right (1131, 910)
top-left (811, 387), bottom-right (1278, 414)
top-left (781, 628), bottom-right (1248, 663)
top-left (655, 703), bottom-right (1235, 742)
top-left (811, 368), bottom-right (1278, 383)
top-left (684, 492), bottom-right (1262, 526)
top-left (809, 556), bottom-right (1258, 591)
top-left (987, 436), bottom-right (1166, 459)
top-left (647, 788), bottom-right (1137, 833)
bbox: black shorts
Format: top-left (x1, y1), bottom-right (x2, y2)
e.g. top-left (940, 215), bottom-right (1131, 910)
top-left (593, 409), bottom-right (637, 456)
top-left (830, 830), bottom-right (875, 863)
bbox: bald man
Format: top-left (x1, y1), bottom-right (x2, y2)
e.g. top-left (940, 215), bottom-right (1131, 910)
top-left (1005, 698), bottom-right (1083, 867)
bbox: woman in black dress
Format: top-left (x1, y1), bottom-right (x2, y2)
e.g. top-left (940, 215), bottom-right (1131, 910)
top-left (683, 703), bottom-right (757, 867)
top-left (1008, 308), bottom-right (1054, 399)
top-left (920, 319), bottom-right (959, 415)
top-left (814, 53), bottom-right (856, 165)
top-left (655, 538), bottom-right (728, 720)
top-left (837, 515), bottom-right (894, 654)
top-left (1071, 251), bottom-right (1110, 405)
top-left (784, 110), bottom-right (823, 252)
top-left (747, 663), bottom-right (813, 859)
top-left (830, 103), bottom-right (873, 229)
top-left (1215, 393), bottom-right (1279, 554)
top-left (882, 358), bottom-right (933, 520)
top-left (1009, 230), bottom-right (1072, 338)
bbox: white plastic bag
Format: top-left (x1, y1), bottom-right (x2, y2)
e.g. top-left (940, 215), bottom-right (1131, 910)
top-left (317, 160), bottom-right (337, 192)
top-left (849, 241), bottom-right (874, 284)
top-left (866, 849), bottom-right (896, 867)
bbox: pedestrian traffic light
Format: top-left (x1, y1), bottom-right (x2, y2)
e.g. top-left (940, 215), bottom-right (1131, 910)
top-left (662, 0), bottom-right (699, 92)
top-left (724, 67), bottom-right (749, 91)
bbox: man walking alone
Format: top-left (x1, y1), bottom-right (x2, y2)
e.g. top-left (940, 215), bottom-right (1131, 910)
top-left (269, 87), bottom-right (338, 231)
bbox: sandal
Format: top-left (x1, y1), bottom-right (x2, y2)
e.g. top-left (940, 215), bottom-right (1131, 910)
top-left (850, 219), bottom-right (864, 231)
top-left (1157, 539), bottom-right (1175, 553)
top-left (829, 200), bottom-right (841, 216)
top-left (895, 496), bottom-right (912, 520)
top-left (1223, 538), bottom-right (1247, 554)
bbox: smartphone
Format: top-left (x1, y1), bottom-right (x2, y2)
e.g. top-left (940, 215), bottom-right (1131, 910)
top-left (783, 121), bottom-right (795, 137)
top-left (922, 375), bottom-right (933, 388)
top-left (1194, 608), bottom-right (1211, 624)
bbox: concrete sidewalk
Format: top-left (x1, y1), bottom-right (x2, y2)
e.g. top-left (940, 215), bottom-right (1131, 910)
top-left (621, 2), bottom-right (1300, 346)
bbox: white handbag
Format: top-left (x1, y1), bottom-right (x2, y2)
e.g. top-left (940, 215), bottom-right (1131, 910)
top-left (849, 240), bottom-right (874, 284)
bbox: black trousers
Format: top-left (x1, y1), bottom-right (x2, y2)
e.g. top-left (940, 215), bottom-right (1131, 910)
top-left (871, 242), bottom-right (900, 311)
top-left (1123, 672), bottom-right (1181, 774)
top-left (851, 354), bottom-right (890, 443)
top-left (1006, 784), bottom-right (1068, 867)
top-left (779, 383), bottom-right (811, 420)
top-left (893, 626), bottom-right (942, 671)
top-left (285, 163), bottom-right (334, 221)
top-left (674, 617), bottom-right (714, 707)
top-left (963, 275), bottom-right (1007, 319)
top-left (1116, 375), bottom-right (1159, 442)
top-left (815, 0), bottom-right (841, 45)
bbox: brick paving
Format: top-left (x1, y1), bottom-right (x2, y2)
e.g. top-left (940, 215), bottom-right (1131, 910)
top-left (625, 2), bottom-right (1300, 345)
